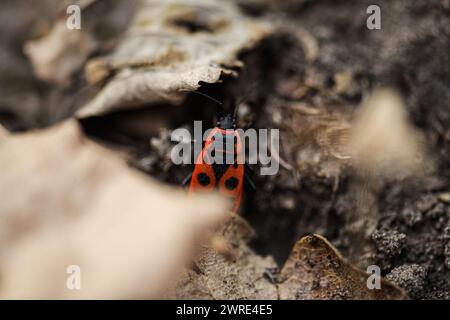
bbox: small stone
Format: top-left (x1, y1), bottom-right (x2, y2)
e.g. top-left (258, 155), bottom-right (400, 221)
top-left (427, 202), bottom-right (446, 219)
top-left (416, 194), bottom-right (438, 213)
top-left (372, 229), bottom-right (406, 257)
top-left (279, 195), bottom-right (296, 210)
top-left (445, 257), bottom-right (450, 270)
top-left (437, 192), bottom-right (450, 203)
top-left (386, 264), bottom-right (427, 298)
top-left (443, 225), bottom-right (450, 240)
top-left (402, 207), bottom-right (423, 227)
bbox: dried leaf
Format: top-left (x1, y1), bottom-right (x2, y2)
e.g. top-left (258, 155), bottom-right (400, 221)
top-left (278, 234), bottom-right (406, 300)
top-left (171, 216), bottom-right (278, 299)
top-left (0, 121), bottom-right (228, 299)
top-left (77, 0), bottom-right (270, 118)
top-left (24, 22), bottom-right (97, 86)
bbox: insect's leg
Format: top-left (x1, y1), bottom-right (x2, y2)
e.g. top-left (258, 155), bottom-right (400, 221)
top-left (191, 261), bottom-right (205, 275)
top-left (244, 171), bottom-right (256, 191)
top-left (263, 267), bottom-right (281, 284)
top-left (182, 172), bottom-right (193, 186)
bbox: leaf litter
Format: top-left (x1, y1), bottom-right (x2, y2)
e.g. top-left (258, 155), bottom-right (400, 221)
top-left (76, 0), bottom-right (271, 118)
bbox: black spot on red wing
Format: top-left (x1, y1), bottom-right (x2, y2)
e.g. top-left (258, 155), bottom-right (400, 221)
top-left (197, 172), bottom-right (211, 186)
top-left (225, 177), bottom-right (239, 190)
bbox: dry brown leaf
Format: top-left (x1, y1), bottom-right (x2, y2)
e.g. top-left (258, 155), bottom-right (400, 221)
top-left (0, 121), bottom-right (228, 299)
top-left (278, 234), bottom-right (406, 300)
top-left (287, 104), bottom-right (352, 190)
top-left (24, 21), bottom-right (97, 86)
top-left (77, 0), bottom-right (270, 118)
top-left (173, 228), bottom-right (405, 300)
top-left (171, 216), bottom-right (278, 299)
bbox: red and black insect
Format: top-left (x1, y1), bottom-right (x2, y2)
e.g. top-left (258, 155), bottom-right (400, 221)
top-left (183, 93), bottom-right (254, 214)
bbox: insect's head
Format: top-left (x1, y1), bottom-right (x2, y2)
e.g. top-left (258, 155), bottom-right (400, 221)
top-left (216, 97), bottom-right (238, 130)
top-left (185, 90), bottom-right (244, 130)
top-left (217, 112), bottom-right (236, 130)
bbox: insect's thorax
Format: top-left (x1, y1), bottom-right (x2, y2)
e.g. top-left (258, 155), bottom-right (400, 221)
top-left (204, 128), bottom-right (242, 181)
top-left (217, 113), bottom-right (236, 130)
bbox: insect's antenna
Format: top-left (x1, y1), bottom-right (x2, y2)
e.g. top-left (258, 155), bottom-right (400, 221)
top-left (233, 99), bottom-right (239, 118)
top-left (181, 89), bottom-right (223, 107)
top-left (233, 82), bottom-right (262, 118)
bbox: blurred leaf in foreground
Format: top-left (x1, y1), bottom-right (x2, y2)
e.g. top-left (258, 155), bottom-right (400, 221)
top-left (0, 121), bottom-right (228, 299)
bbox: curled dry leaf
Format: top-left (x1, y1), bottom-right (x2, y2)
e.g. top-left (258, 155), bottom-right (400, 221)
top-left (285, 103), bottom-right (352, 190)
top-left (24, 21), bottom-right (97, 86)
top-left (278, 234), bottom-right (406, 300)
top-left (0, 121), bottom-right (228, 299)
top-left (77, 0), bottom-right (270, 118)
top-left (171, 216), bottom-right (279, 299)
